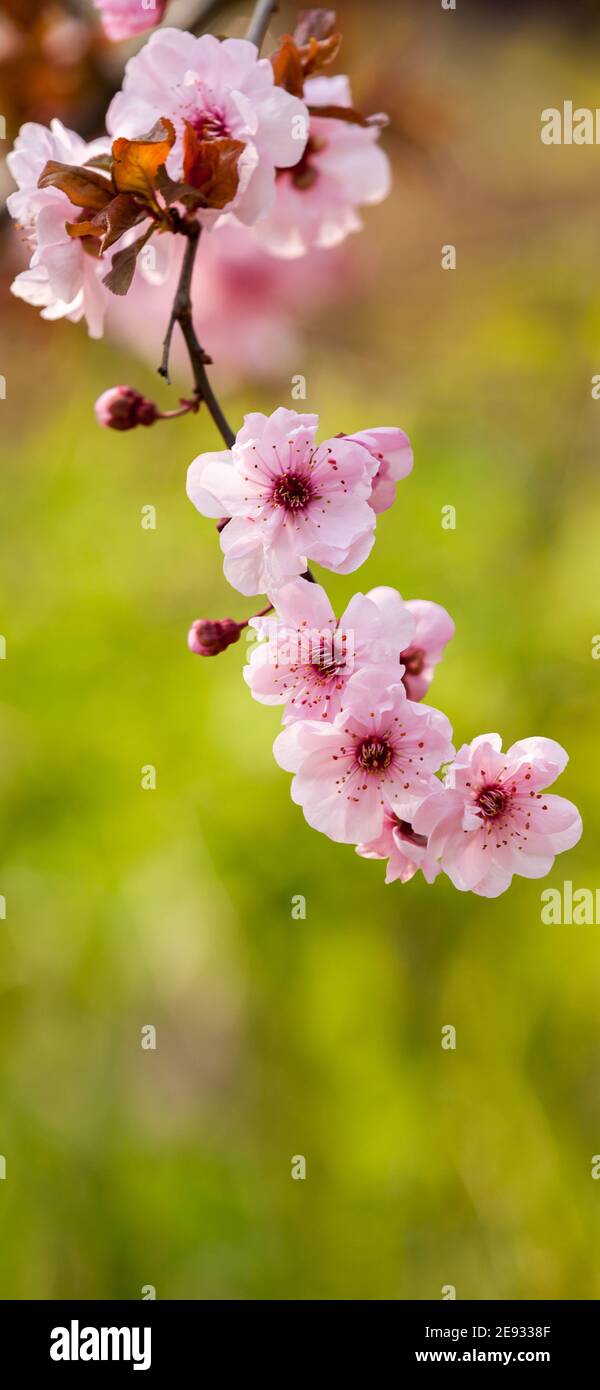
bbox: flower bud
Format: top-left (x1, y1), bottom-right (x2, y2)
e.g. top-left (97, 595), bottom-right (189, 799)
top-left (187, 618), bottom-right (241, 657)
top-left (94, 386), bottom-right (158, 431)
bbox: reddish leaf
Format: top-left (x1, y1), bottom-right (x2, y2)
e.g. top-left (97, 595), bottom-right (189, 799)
top-left (307, 103), bottom-right (388, 127)
top-left (271, 38), bottom-right (305, 98)
top-left (102, 230), bottom-right (151, 296)
top-left (154, 165), bottom-right (201, 208)
top-left (299, 31), bottom-right (341, 77)
top-left (64, 194), bottom-right (146, 254)
top-left (38, 159), bottom-right (114, 211)
top-left (182, 125), bottom-right (245, 209)
top-left (102, 193), bottom-right (148, 251)
top-left (111, 118), bottom-right (176, 202)
top-left (271, 28), bottom-right (341, 95)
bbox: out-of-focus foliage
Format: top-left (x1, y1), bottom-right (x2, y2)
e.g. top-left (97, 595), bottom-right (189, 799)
top-left (1, 1), bottom-right (600, 1299)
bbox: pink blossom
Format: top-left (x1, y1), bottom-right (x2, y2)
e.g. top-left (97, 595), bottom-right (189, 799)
top-left (106, 221), bottom-right (353, 386)
top-left (413, 734), bottom-right (582, 898)
top-left (368, 588), bottom-right (455, 700)
top-left (273, 667), bottom-right (454, 844)
top-left (94, 0), bottom-right (167, 42)
top-left (7, 120), bottom-right (111, 337)
top-left (255, 74), bottom-right (391, 258)
top-left (244, 576), bottom-right (415, 721)
top-left (186, 407), bottom-right (389, 596)
top-left (106, 29), bottom-right (309, 228)
top-left (345, 426), bottom-right (413, 514)
top-left (357, 805), bottom-right (440, 885)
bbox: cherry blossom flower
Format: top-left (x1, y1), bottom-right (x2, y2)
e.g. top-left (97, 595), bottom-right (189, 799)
top-left (368, 588), bottom-right (455, 700)
top-left (94, 0), bottom-right (167, 42)
top-left (7, 120), bottom-right (111, 337)
top-left (244, 576), bottom-right (415, 721)
top-left (345, 426), bottom-right (413, 515)
top-left (106, 29), bottom-right (309, 228)
top-left (273, 667), bottom-right (454, 844)
top-left (186, 407), bottom-right (398, 596)
top-left (413, 734), bottom-right (582, 898)
top-left (106, 221), bottom-right (353, 385)
top-left (357, 804), bottom-right (441, 885)
top-left (255, 74), bottom-right (391, 258)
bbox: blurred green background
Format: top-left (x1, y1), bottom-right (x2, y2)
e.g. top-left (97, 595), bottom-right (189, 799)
top-left (1, 0), bottom-right (600, 1300)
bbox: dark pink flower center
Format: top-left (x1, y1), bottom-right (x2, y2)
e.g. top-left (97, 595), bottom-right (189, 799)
top-left (188, 108), bottom-right (229, 139)
top-left (357, 736), bottom-right (393, 773)
top-left (476, 785), bottom-right (507, 819)
top-left (271, 471), bottom-right (313, 511)
top-left (402, 646), bottom-right (425, 676)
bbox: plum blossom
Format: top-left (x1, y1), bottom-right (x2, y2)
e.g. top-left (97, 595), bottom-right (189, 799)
top-left (244, 576), bottom-right (415, 722)
top-left (186, 408), bottom-right (406, 596)
top-left (106, 29), bottom-right (309, 228)
top-left (256, 74), bottom-right (391, 258)
top-left (357, 805), bottom-right (440, 885)
top-left (94, 0), bottom-right (167, 41)
top-left (345, 427), bottom-right (413, 515)
top-left (7, 120), bottom-right (111, 337)
top-left (273, 667), bottom-right (454, 844)
top-left (106, 221), bottom-right (353, 386)
top-left (413, 735), bottom-right (582, 898)
top-left (368, 588), bottom-right (455, 700)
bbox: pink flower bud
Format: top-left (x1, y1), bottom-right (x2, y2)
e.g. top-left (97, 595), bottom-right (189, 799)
top-left (94, 386), bottom-right (158, 431)
top-left (187, 618), bottom-right (241, 657)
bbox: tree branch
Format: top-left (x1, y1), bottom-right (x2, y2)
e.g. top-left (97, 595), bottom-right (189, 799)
top-left (159, 224), bottom-right (236, 449)
top-left (245, 0), bottom-right (279, 49)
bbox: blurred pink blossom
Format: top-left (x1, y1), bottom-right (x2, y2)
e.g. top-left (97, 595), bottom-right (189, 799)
top-left (256, 74), bottom-right (391, 258)
top-left (93, 0), bottom-right (167, 43)
top-left (106, 222), bottom-right (353, 384)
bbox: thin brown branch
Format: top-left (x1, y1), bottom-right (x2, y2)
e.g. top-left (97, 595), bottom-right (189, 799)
top-left (159, 224), bottom-right (236, 449)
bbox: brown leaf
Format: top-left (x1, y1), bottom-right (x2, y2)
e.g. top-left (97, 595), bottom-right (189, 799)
top-left (102, 229), bottom-right (151, 296)
top-left (38, 160), bottom-right (114, 212)
top-left (271, 28), bottom-right (341, 96)
top-left (154, 165), bottom-right (201, 208)
top-left (307, 103), bottom-right (388, 128)
top-left (102, 193), bottom-right (148, 252)
top-left (182, 125), bottom-right (245, 209)
top-left (299, 31), bottom-right (341, 77)
top-left (65, 218), bottom-right (103, 240)
top-left (64, 194), bottom-right (146, 253)
top-left (84, 153), bottom-right (114, 173)
top-left (271, 38), bottom-right (305, 98)
top-left (111, 118), bottom-right (176, 203)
